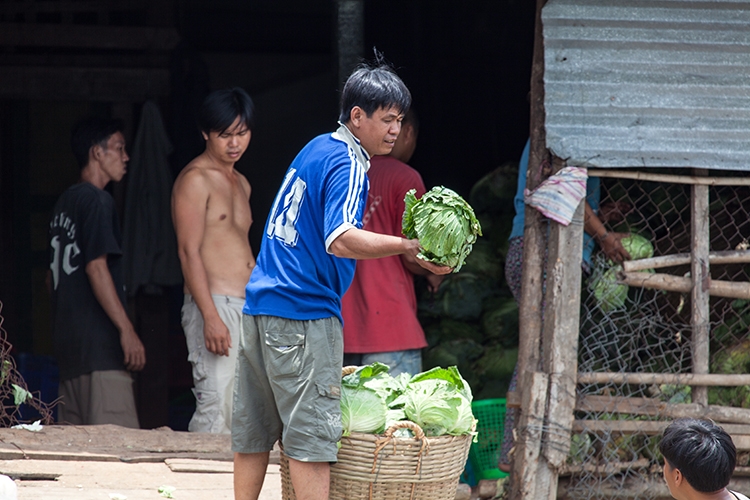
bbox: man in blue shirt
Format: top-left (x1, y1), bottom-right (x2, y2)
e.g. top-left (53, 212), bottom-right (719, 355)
top-left (232, 62), bottom-right (451, 500)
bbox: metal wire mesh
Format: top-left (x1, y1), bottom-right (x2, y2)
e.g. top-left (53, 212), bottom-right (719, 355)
top-left (0, 301), bottom-right (56, 426)
top-left (569, 172), bottom-right (750, 498)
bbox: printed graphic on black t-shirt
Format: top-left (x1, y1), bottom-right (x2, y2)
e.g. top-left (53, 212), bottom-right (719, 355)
top-left (49, 183), bottom-right (127, 381)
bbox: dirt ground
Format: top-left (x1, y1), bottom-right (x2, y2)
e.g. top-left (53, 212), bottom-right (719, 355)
top-left (0, 424), bottom-right (282, 500)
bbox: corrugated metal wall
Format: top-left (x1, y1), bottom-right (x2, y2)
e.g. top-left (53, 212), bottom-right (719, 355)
top-left (543, 0), bottom-right (750, 171)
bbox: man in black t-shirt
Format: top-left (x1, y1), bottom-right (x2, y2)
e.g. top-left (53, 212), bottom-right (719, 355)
top-left (48, 116), bottom-right (146, 427)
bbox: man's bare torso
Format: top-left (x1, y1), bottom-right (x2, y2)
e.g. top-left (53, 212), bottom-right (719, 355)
top-left (176, 155), bottom-right (255, 298)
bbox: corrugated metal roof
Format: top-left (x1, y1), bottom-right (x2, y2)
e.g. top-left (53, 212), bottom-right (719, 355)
top-left (543, 0), bottom-right (750, 171)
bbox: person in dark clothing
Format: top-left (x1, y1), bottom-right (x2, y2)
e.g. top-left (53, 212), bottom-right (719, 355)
top-left (48, 116), bottom-right (145, 427)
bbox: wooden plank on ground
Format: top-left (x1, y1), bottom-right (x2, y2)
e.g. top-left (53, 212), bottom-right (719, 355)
top-left (165, 459), bottom-right (233, 473)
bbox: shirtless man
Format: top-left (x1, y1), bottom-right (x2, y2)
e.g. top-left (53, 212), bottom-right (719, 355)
top-left (171, 88), bottom-right (256, 433)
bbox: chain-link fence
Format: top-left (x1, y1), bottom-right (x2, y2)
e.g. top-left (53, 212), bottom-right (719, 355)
top-left (568, 170), bottom-right (750, 498)
top-left (0, 301), bottom-right (56, 426)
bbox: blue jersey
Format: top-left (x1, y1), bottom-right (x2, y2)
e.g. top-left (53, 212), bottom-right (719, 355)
top-left (244, 124), bottom-right (370, 323)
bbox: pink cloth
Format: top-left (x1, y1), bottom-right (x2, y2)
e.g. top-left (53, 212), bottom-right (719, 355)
top-left (524, 166), bottom-right (588, 225)
top-left (340, 156), bottom-right (428, 353)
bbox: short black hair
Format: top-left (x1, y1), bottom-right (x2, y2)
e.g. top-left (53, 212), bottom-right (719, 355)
top-left (198, 87), bottom-right (255, 135)
top-left (659, 418), bottom-right (736, 493)
top-left (403, 107), bottom-right (419, 135)
top-left (70, 116), bottom-right (124, 169)
top-left (338, 57), bottom-right (411, 123)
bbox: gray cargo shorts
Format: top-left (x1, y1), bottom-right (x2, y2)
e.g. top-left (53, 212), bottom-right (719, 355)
top-left (231, 314), bottom-right (343, 462)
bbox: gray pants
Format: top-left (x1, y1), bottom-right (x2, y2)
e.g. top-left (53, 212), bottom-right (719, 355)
top-left (181, 294), bottom-right (244, 434)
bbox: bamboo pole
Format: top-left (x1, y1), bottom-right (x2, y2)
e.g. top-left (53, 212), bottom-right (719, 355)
top-left (620, 271), bottom-right (750, 300)
top-left (576, 395), bottom-right (750, 423)
top-left (573, 420), bottom-right (750, 436)
top-left (559, 458), bottom-right (650, 477)
top-left (622, 250), bottom-right (750, 272)
top-left (578, 372), bottom-right (750, 386)
top-left (588, 169), bottom-right (750, 186)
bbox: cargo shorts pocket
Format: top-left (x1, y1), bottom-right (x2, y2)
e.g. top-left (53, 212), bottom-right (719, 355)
top-left (264, 330), bottom-right (306, 378)
top-left (315, 382), bottom-right (342, 443)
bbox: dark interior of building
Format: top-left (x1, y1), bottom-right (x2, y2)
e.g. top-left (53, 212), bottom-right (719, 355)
top-left (0, 0), bottom-right (535, 429)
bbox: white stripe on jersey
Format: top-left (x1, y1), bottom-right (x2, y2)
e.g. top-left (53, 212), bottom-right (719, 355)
top-left (332, 124), bottom-right (370, 226)
top-left (343, 146), bottom-right (365, 224)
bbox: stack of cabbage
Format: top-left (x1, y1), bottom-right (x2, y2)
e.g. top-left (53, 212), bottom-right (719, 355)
top-left (592, 234), bottom-right (654, 312)
top-left (340, 363), bottom-right (476, 437)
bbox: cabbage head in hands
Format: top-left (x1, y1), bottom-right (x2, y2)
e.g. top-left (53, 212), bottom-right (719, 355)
top-left (402, 186), bottom-right (482, 272)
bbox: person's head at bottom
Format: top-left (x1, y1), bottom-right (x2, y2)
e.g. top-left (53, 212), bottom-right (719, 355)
top-left (659, 418), bottom-right (738, 500)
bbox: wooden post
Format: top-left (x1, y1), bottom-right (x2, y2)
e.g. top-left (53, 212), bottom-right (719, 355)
top-left (692, 169), bottom-right (710, 406)
top-left (534, 164), bottom-right (585, 500)
top-left (512, 0), bottom-right (548, 496)
top-left (517, 0), bottom-right (548, 393)
top-left (515, 372), bottom-right (550, 500)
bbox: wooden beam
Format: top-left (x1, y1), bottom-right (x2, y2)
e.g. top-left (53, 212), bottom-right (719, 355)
top-left (578, 372), bottom-right (750, 386)
top-left (620, 271), bottom-right (750, 300)
top-left (540, 190), bottom-right (584, 471)
top-left (0, 67), bottom-right (169, 100)
top-left (0, 23), bottom-right (180, 50)
top-left (577, 395), bottom-right (750, 423)
top-left (623, 250), bottom-right (750, 272)
top-left (559, 458), bottom-right (650, 477)
top-left (588, 169), bottom-right (750, 186)
top-left (0, 53), bottom-right (170, 69)
top-left (573, 420), bottom-right (750, 437)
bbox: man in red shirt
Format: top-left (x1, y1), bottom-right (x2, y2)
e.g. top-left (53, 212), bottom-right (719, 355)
top-left (341, 110), bottom-right (443, 376)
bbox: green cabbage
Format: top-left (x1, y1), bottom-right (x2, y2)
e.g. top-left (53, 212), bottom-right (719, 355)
top-left (340, 364), bottom-right (476, 437)
top-left (593, 265), bottom-right (628, 312)
top-left (391, 379), bottom-right (464, 436)
top-left (621, 234), bottom-right (654, 261)
top-left (593, 234), bottom-right (655, 311)
top-left (340, 363), bottom-right (392, 435)
top-left (340, 384), bottom-right (387, 436)
top-left (402, 186), bottom-right (483, 272)
top-left (391, 366), bottom-right (476, 436)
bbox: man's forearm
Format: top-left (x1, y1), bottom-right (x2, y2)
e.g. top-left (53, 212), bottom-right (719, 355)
top-left (584, 202), bottom-right (607, 239)
top-left (329, 228), bottom-right (408, 260)
top-left (178, 250), bottom-right (221, 322)
top-left (85, 256), bottom-right (134, 333)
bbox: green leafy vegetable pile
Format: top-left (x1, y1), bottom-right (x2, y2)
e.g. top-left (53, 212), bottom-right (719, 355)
top-left (592, 233), bottom-right (654, 312)
top-left (340, 363), bottom-right (477, 438)
top-left (402, 186), bottom-right (483, 272)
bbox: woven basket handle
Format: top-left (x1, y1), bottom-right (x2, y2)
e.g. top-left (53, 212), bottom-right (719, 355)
top-left (342, 365), bottom-right (358, 376)
top-left (383, 420), bottom-right (426, 440)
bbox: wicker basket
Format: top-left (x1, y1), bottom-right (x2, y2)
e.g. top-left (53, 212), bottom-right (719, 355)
top-left (280, 420), bottom-right (472, 500)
